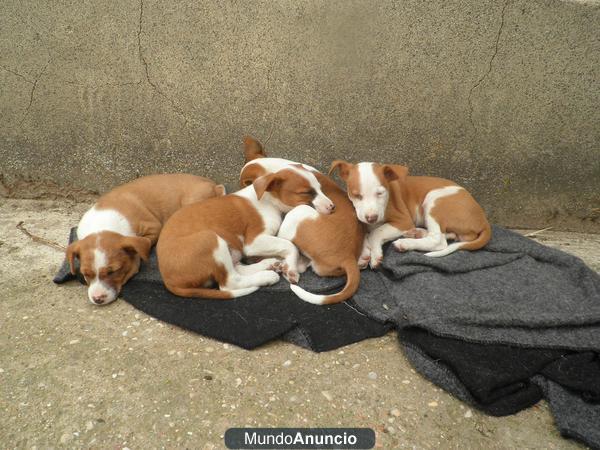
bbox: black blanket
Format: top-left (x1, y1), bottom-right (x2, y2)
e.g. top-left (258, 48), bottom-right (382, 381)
top-left (53, 228), bottom-right (391, 352)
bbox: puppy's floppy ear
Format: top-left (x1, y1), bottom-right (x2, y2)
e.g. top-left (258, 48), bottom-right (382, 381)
top-left (66, 241), bottom-right (81, 275)
top-left (120, 236), bottom-right (152, 262)
top-left (243, 135), bottom-right (267, 162)
top-left (382, 164), bottom-right (409, 182)
top-left (253, 173), bottom-right (282, 200)
top-left (239, 164), bottom-right (266, 188)
top-left (328, 160), bottom-right (353, 180)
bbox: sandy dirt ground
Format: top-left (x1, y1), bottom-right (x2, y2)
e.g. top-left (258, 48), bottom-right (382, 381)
top-left (1, 198), bottom-right (598, 449)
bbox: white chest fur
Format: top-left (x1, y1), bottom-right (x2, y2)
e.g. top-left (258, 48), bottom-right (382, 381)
top-left (77, 206), bottom-right (135, 239)
top-left (233, 187), bottom-right (282, 236)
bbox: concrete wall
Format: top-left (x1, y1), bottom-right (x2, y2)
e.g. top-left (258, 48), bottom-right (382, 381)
top-left (1, 0), bottom-right (599, 231)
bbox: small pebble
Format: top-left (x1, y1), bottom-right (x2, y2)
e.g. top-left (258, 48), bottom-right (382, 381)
top-left (235, 378), bottom-right (242, 387)
top-left (390, 408), bottom-right (401, 417)
top-left (69, 339), bottom-right (80, 345)
top-left (321, 391), bottom-right (333, 401)
top-left (85, 421), bottom-right (94, 431)
top-left (428, 401), bottom-right (438, 407)
top-left (282, 360), bottom-right (292, 367)
top-left (402, 380), bottom-right (410, 384)
top-left (464, 409), bottom-right (473, 418)
top-left (368, 371), bottom-right (378, 380)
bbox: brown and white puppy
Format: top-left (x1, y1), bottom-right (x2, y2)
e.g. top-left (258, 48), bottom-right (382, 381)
top-left (241, 137), bottom-right (367, 305)
top-left (330, 161), bottom-right (491, 267)
top-left (157, 167), bottom-right (335, 299)
top-left (66, 174), bottom-right (225, 305)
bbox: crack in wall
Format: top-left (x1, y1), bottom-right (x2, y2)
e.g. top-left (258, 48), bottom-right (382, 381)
top-left (137, 0), bottom-right (193, 126)
top-left (467, 0), bottom-right (510, 136)
top-left (0, 64), bottom-right (35, 84)
top-left (18, 61), bottom-right (49, 127)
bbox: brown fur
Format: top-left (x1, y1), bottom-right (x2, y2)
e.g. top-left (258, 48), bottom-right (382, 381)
top-left (293, 173), bottom-right (365, 304)
top-left (67, 232), bottom-right (151, 295)
top-left (157, 171), bottom-right (322, 299)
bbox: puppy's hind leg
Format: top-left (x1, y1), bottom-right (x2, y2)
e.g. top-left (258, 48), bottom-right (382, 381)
top-left (214, 237), bottom-right (280, 289)
top-left (235, 258), bottom-right (282, 275)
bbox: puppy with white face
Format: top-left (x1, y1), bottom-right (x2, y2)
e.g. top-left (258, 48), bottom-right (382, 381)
top-left (240, 138), bottom-right (335, 216)
top-left (332, 162), bottom-right (401, 225)
top-left (330, 160), bottom-right (491, 267)
top-left (67, 231), bottom-right (151, 305)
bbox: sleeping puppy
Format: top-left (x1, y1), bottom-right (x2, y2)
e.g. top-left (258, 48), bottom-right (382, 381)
top-left (156, 167), bottom-right (335, 299)
top-left (66, 174), bottom-right (225, 305)
top-left (240, 137), bottom-right (367, 304)
top-left (330, 161), bottom-right (491, 267)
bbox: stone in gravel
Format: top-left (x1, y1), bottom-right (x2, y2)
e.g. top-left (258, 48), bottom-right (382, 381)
top-left (59, 432), bottom-right (72, 444)
top-left (428, 401), bottom-right (439, 407)
top-left (282, 360), bottom-right (292, 367)
top-left (368, 371), bottom-right (377, 380)
top-left (85, 421), bottom-right (94, 430)
top-left (390, 408), bottom-right (401, 417)
top-left (69, 339), bottom-right (80, 344)
top-left (321, 391), bottom-right (333, 401)
top-left (402, 380), bottom-right (410, 384)
top-left (464, 409), bottom-right (473, 418)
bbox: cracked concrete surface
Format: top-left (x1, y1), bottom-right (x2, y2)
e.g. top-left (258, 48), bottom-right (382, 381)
top-left (2, 198), bottom-right (598, 448)
top-left (0, 0), bottom-right (599, 233)
top-left (467, 0), bottom-right (510, 134)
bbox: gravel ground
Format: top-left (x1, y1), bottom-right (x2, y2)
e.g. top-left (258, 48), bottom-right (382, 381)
top-left (1, 198), bottom-right (598, 449)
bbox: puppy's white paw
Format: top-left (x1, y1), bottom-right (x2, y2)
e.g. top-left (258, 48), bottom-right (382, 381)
top-left (403, 227), bottom-right (427, 239)
top-left (282, 263), bottom-right (300, 284)
top-left (369, 252), bottom-right (383, 269)
top-left (259, 270), bottom-right (280, 286)
top-left (393, 239), bottom-right (409, 252)
top-left (263, 258), bottom-right (282, 272)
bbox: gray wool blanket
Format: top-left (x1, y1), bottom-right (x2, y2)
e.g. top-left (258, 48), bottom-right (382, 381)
top-left (348, 226), bottom-right (600, 351)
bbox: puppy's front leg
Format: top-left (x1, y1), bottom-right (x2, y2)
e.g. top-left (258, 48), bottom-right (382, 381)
top-left (366, 223), bottom-right (403, 268)
top-left (244, 235), bottom-right (300, 284)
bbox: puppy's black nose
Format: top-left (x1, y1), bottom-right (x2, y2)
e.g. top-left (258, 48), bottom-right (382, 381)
top-left (92, 294), bottom-right (107, 304)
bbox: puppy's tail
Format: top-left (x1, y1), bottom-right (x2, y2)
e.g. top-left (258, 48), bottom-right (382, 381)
top-left (166, 285), bottom-right (259, 299)
top-left (290, 260), bottom-right (360, 305)
top-left (425, 223), bottom-right (492, 257)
